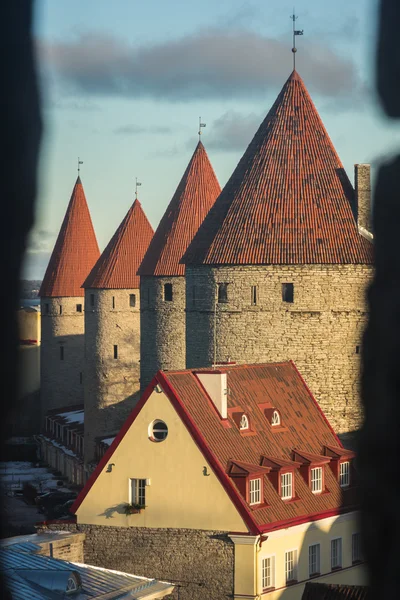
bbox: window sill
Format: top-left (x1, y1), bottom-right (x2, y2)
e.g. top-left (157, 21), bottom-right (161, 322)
top-left (262, 587), bottom-right (276, 593)
top-left (286, 579), bottom-right (298, 586)
top-left (331, 566), bottom-right (342, 572)
top-left (240, 430), bottom-right (257, 437)
top-left (249, 502), bottom-right (269, 511)
top-left (282, 495), bottom-right (301, 504)
top-left (309, 572), bottom-right (320, 579)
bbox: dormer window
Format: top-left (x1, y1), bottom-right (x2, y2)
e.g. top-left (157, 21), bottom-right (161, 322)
top-left (239, 414), bottom-right (249, 430)
top-left (249, 478), bottom-right (261, 505)
top-left (339, 461), bottom-right (350, 488)
top-left (271, 410), bottom-right (280, 426)
top-left (311, 467), bottom-right (323, 494)
top-left (281, 472), bottom-right (293, 500)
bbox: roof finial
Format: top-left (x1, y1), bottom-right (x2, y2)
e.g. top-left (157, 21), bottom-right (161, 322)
top-left (135, 177), bottom-right (142, 200)
top-left (290, 9), bottom-right (303, 70)
top-left (77, 157), bottom-right (83, 175)
top-left (198, 117), bottom-right (206, 141)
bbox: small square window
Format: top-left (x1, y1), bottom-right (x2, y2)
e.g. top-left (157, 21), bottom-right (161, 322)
top-left (282, 283), bottom-right (294, 303)
top-left (352, 533), bottom-right (362, 563)
top-left (311, 467), bottom-right (323, 493)
top-left (79, 372), bottom-right (83, 384)
top-left (76, 304), bottom-right (82, 312)
top-left (339, 461), bottom-right (350, 487)
top-left (60, 346), bottom-right (64, 360)
top-left (331, 538), bottom-right (342, 570)
top-left (90, 294), bottom-right (95, 307)
top-left (281, 472), bottom-right (293, 500)
top-left (262, 556), bottom-right (275, 590)
top-left (285, 550), bottom-right (298, 583)
top-left (112, 296), bottom-right (115, 309)
top-left (251, 285), bottom-right (257, 306)
top-left (217, 283), bottom-right (228, 304)
top-left (45, 303), bottom-right (49, 314)
top-left (59, 305), bottom-right (63, 315)
top-left (309, 543), bottom-right (321, 576)
top-left (113, 345), bottom-right (118, 359)
top-left (164, 283), bottom-right (173, 302)
top-left (356, 345), bottom-right (360, 354)
top-left (129, 294), bottom-right (136, 307)
top-left (249, 478), bottom-right (261, 505)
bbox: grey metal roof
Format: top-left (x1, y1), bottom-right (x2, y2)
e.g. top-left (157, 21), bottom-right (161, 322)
top-left (1, 546), bottom-right (174, 599)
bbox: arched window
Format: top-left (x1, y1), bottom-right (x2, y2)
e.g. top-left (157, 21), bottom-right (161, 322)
top-left (66, 572), bottom-right (81, 595)
top-left (271, 410), bottom-right (281, 426)
top-left (240, 414), bottom-right (249, 430)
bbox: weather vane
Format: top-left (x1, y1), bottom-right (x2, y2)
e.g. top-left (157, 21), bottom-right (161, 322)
top-left (135, 177), bottom-right (142, 200)
top-left (198, 117), bottom-right (206, 141)
top-left (77, 157), bottom-right (83, 174)
top-left (290, 9), bottom-right (304, 70)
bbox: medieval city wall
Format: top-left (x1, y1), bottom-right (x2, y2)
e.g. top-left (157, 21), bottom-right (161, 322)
top-left (140, 276), bottom-right (186, 392)
top-left (40, 297), bottom-right (85, 419)
top-left (185, 264), bottom-right (373, 433)
top-left (84, 288), bottom-right (140, 465)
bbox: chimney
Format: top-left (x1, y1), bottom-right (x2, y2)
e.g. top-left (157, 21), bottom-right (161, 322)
top-left (196, 371), bottom-right (228, 418)
top-left (354, 164), bottom-right (371, 232)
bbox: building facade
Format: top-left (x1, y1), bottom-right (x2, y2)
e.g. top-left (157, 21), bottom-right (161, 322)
top-left (183, 71), bottom-right (374, 434)
top-left (83, 199), bottom-right (153, 466)
top-left (139, 141), bottom-right (220, 391)
top-left (39, 177), bottom-right (100, 419)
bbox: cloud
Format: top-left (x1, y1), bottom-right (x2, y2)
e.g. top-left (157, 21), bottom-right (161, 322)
top-left (38, 28), bottom-right (360, 101)
top-left (206, 110), bottom-right (262, 152)
top-left (26, 229), bottom-right (55, 254)
top-left (114, 124), bottom-right (173, 135)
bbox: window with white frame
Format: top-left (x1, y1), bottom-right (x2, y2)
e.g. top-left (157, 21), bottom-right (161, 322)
top-left (249, 478), bottom-right (261, 505)
top-left (284, 549), bottom-right (298, 582)
top-left (281, 472), bottom-right (293, 500)
top-left (339, 461), bottom-right (350, 487)
top-left (309, 543), bottom-right (321, 576)
top-left (130, 478), bottom-right (146, 506)
top-left (352, 533), bottom-right (362, 563)
top-left (311, 467), bottom-right (323, 493)
top-left (331, 538), bottom-right (342, 569)
top-left (271, 410), bottom-right (280, 426)
top-left (261, 556), bottom-right (275, 589)
top-left (239, 414), bottom-right (249, 430)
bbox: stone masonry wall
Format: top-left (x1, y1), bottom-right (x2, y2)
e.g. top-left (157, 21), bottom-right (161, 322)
top-left (84, 288), bottom-right (140, 464)
top-left (37, 523), bottom-right (233, 600)
top-left (185, 264), bottom-right (373, 433)
top-left (35, 532), bottom-right (86, 563)
top-left (40, 297), bottom-right (85, 420)
top-left (140, 276), bottom-right (186, 392)
top-left (355, 164), bottom-right (372, 232)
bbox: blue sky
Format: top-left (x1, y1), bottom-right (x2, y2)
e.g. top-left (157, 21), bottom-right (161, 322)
top-left (24, 0), bottom-right (400, 279)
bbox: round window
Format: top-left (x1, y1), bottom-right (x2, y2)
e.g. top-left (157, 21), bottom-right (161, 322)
top-left (149, 420), bottom-right (168, 442)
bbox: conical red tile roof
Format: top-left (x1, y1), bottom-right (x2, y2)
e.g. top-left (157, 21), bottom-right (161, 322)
top-left (39, 177), bottom-right (100, 297)
top-left (84, 199), bottom-right (154, 289)
top-left (138, 141), bottom-right (221, 277)
top-left (183, 71), bottom-right (373, 266)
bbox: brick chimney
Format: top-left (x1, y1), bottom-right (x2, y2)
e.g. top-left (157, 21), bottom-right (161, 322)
top-left (354, 164), bottom-right (371, 232)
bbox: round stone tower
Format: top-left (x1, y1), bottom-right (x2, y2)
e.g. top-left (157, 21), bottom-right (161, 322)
top-left (182, 71), bottom-right (374, 434)
top-left (138, 141), bottom-right (221, 391)
top-left (39, 176), bottom-right (100, 419)
top-left (83, 199), bottom-right (153, 465)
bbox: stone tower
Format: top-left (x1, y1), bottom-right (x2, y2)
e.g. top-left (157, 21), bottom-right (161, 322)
top-left (182, 71), bottom-right (374, 434)
top-left (83, 198), bottom-right (153, 465)
top-left (39, 176), bottom-right (100, 418)
top-left (138, 141), bottom-right (221, 391)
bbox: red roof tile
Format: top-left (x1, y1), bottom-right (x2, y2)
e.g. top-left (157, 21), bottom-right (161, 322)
top-left (84, 199), bottom-right (154, 289)
top-left (138, 141), bottom-right (221, 277)
top-left (39, 177), bottom-right (100, 297)
top-left (183, 71), bottom-right (373, 266)
top-left (302, 583), bottom-right (368, 600)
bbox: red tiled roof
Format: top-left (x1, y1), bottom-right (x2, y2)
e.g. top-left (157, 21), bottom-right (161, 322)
top-left (138, 141), bottom-right (221, 277)
top-left (73, 361), bottom-right (358, 532)
top-left (39, 177), bottom-right (100, 297)
top-left (301, 583), bottom-right (368, 600)
top-left (84, 199), bottom-right (154, 289)
top-left (183, 71), bottom-right (373, 266)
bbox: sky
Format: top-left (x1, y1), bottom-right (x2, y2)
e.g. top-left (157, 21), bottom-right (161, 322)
top-left (24, 0), bottom-right (400, 279)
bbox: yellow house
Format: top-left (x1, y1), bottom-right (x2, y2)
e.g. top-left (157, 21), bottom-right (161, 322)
top-left (71, 362), bottom-right (366, 600)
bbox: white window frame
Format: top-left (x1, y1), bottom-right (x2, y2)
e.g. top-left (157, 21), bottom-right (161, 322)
top-left (310, 467), bottom-right (323, 493)
top-left (339, 461), bottom-right (350, 487)
top-left (308, 543), bottom-right (321, 576)
top-left (284, 549), bottom-right (298, 583)
top-left (352, 532), bottom-right (362, 563)
top-left (261, 555), bottom-right (275, 590)
top-left (281, 472), bottom-right (293, 500)
top-left (129, 478), bottom-right (146, 506)
top-left (331, 537), bottom-right (342, 570)
top-left (271, 410), bottom-right (280, 426)
top-left (240, 414), bottom-right (249, 430)
top-left (249, 478), bottom-right (261, 505)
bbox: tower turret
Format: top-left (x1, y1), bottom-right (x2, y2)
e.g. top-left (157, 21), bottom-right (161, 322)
top-left (138, 141), bottom-right (221, 391)
top-left (182, 71), bottom-right (374, 433)
top-left (39, 177), bottom-right (100, 418)
top-left (83, 198), bottom-right (153, 465)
